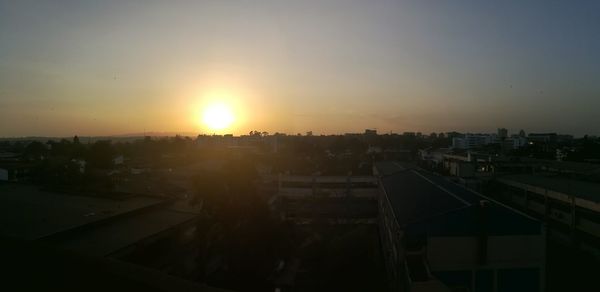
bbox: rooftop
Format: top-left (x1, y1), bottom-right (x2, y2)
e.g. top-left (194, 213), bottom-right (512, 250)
top-left (499, 174), bottom-right (600, 202)
top-left (374, 162), bottom-right (542, 236)
top-left (54, 208), bottom-right (197, 257)
top-left (0, 183), bottom-right (162, 240)
top-left (0, 183), bottom-right (220, 291)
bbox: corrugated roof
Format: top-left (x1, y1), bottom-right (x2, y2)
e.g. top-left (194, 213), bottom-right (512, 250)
top-left (375, 163), bottom-right (542, 236)
top-left (0, 184), bottom-right (162, 240)
top-left (55, 209), bottom-right (196, 256)
top-left (501, 174), bottom-right (600, 202)
top-left (379, 169), bottom-right (467, 226)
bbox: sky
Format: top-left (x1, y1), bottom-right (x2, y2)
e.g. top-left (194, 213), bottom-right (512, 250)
top-left (1, 0), bottom-right (600, 137)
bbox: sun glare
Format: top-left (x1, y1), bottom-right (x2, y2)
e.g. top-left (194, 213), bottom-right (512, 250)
top-left (202, 102), bottom-right (234, 131)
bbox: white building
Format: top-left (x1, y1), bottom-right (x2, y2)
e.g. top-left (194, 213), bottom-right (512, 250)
top-left (452, 134), bottom-right (498, 149)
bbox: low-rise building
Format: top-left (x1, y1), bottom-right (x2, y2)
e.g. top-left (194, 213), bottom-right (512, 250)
top-left (528, 133), bottom-right (557, 143)
top-left (418, 148), bottom-right (451, 169)
top-left (272, 174), bottom-right (379, 223)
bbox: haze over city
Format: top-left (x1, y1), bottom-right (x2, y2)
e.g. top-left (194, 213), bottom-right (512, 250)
top-left (2, 0), bottom-right (600, 137)
top-left (3, 1), bottom-right (600, 292)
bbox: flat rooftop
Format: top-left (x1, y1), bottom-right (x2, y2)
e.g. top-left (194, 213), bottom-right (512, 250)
top-left (0, 183), bottom-right (162, 240)
top-left (500, 174), bottom-right (600, 202)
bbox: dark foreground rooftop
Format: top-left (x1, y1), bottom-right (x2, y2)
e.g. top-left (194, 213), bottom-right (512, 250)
top-left (0, 183), bottom-right (162, 240)
top-left (1, 239), bottom-right (229, 292)
top-left (0, 183), bottom-right (227, 291)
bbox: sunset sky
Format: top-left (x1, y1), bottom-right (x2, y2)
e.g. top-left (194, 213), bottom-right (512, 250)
top-left (1, 0), bottom-right (599, 137)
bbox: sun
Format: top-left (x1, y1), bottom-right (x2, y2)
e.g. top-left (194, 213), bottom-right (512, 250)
top-left (202, 102), bottom-right (234, 131)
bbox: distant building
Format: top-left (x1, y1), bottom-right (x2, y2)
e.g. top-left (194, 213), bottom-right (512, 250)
top-left (452, 137), bottom-right (468, 149)
top-left (528, 133), bottom-right (557, 143)
top-left (452, 134), bottom-right (498, 149)
top-left (556, 134), bottom-right (574, 142)
top-left (364, 129), bottom-right (377, 136)
top-left (446, 131), bottom-right (462, 139)
top-left (506, 136), bottom-right (528, 149)
top-left (418, 148), bottom-right (451, 168)
top-left (497, 128), bottom-right (508, 139)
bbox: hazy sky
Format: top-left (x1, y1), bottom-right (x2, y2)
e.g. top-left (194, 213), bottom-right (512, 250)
top-left (1, 0), bottom-right (599, 137)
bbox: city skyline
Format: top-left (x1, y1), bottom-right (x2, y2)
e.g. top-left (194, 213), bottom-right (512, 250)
top-left (2, 0), bottom-right (600, 137)
top-left (0, 127), bottom-right (586, 139)
top-left (2, 2), bottom-right (599, 291)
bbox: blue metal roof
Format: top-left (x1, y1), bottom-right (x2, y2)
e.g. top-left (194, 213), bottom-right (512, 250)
top-left (376, 162), bottom-right (542, 236)
top-left (378, 165), bottom-right (467, 226)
